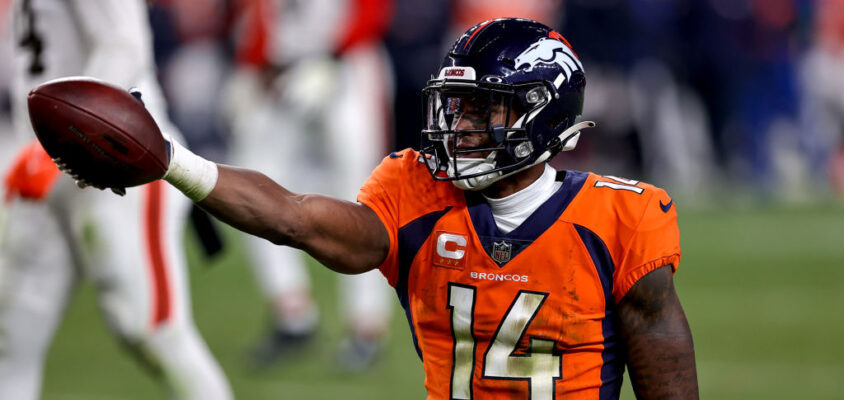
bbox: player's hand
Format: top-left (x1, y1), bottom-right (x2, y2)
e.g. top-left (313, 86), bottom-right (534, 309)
top-left (28, 77), bottom-right (170, 196)
top-left (79, 87), bottom-right (214, 202)
top-left (66, 87), bottom-right (160, 196)
top-left (67, 87), bottom-right (152, 196)
top-left (28, 78), bottom-right (215, 202)
top-left (127, 87), bottom-right (177, 169)
top-left (127, 87), bottom-right (218, 203)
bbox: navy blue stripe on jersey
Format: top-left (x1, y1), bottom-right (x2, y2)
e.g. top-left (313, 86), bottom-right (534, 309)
top-left (575, 224), bottom-right (625, 400)
top-left (466, 170), bottom-right (588, 267)
top-left (574, 225), bottom-right (613, 303)
top-left (397, 207), bottom-right (453, 360)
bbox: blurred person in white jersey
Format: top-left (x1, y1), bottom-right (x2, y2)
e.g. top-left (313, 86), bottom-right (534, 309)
top-left (225, 0), bottom-right (394, 371)
top-left (0, 0), bottom-right (232, 398)
top-left (0, 0), bottom-right (22, 172)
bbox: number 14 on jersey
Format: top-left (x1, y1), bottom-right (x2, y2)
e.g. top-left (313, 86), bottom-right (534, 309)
top-left (448, 283), bottom-right (561, 400)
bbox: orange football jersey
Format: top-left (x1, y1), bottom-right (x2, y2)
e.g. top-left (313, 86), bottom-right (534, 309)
top-left (358, 149), bottom-right (681, 400)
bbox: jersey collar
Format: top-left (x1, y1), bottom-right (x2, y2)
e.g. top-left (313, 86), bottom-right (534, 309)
top-left (465, 169), bottom-right (589, 266)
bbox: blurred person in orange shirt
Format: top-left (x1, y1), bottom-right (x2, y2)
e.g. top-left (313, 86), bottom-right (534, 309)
top-left (452, 0), bottom-right (562, 30)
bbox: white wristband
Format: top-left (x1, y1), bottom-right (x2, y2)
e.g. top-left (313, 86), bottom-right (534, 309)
top-left (162, 138), bottom-right (218, 202)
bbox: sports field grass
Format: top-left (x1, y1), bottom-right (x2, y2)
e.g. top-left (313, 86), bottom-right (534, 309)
top-left (39, 204), bottom-right (844, 399)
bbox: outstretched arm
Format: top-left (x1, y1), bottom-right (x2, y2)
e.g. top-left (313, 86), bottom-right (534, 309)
top-left (196, 165), bottom-right (389, 274)
top-left (617, 265), bottom-right (699, 399)
top-left (161, 138), bottom-right (389, 274)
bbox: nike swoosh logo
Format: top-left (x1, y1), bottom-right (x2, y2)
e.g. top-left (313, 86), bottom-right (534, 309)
top-left (659, 199), bottom-right (673, 213)
top-left (389, 152), bottom-right (403, 159)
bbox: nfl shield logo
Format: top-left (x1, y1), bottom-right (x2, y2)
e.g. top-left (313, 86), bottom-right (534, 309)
top-left (491, 240), bottom-right (512, 264)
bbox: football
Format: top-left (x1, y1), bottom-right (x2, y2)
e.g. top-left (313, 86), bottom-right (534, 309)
top-left (27, 77), bottom-right (169, 189)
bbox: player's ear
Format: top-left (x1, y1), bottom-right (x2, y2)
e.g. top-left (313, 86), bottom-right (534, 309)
top-left (128, 88), bottom-right (145, 106)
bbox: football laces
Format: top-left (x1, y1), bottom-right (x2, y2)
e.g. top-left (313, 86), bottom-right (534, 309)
top-left (51, 156), bottom-right (120, 194)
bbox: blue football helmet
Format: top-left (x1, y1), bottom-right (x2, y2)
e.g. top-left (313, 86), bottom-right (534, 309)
top-left (420, 18), bottom-right (594, 190)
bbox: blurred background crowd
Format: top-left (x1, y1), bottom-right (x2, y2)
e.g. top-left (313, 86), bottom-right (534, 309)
top-left (2, 0), bottom-right (842, 206)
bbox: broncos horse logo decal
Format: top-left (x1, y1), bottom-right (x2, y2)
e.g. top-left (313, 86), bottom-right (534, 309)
top-left (514, 37), bottom-right (583, 82)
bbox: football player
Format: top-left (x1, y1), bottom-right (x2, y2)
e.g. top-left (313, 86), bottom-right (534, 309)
top-left (224, 0), bottom-right (394, 370)
top-left (61, 18), bottom-right (700, 399)
top-left (0, 0), bottom-right (231, 399)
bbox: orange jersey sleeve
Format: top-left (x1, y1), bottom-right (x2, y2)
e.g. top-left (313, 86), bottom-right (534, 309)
top-left (357, 151), bottom-right (405, 285)
top-left (357, 149), bottom-right (464, 287)
top-left (614, 185), bottom-right (681, 299)
top-left (564, 173), bottom-right (681, 302)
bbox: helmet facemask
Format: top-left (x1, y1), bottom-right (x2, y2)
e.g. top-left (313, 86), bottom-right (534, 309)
top-left (420, 82), bottom-right (550, 190)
